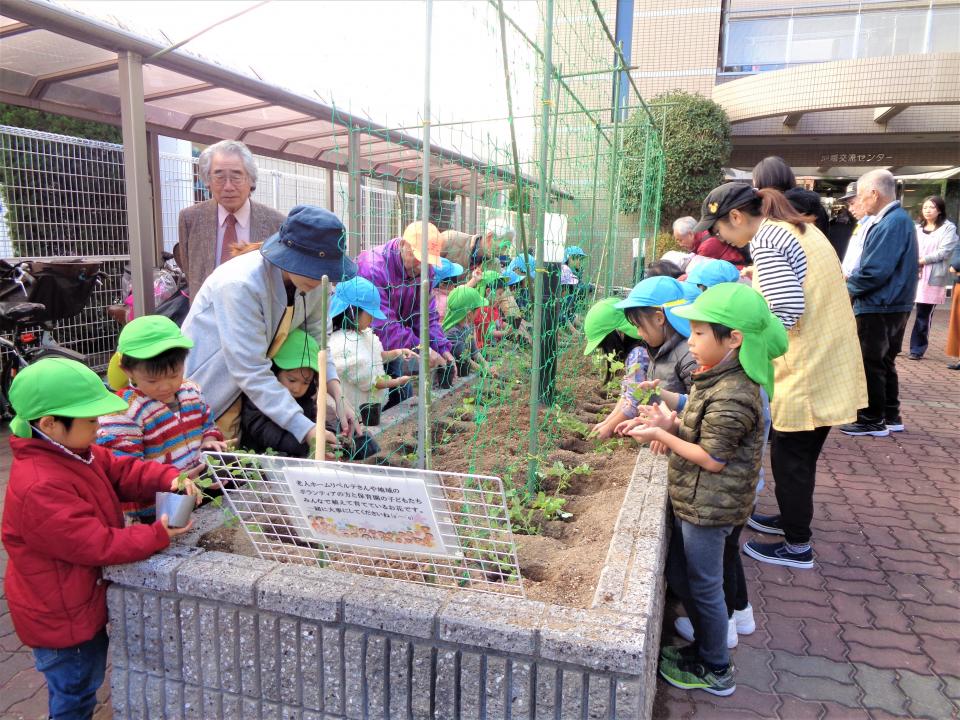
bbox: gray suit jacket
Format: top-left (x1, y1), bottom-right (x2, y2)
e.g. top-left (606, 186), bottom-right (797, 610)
top-left (177, 198), bottom-right (285, 298)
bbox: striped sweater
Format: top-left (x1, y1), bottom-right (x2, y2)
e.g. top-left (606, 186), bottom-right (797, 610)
top-left (750, 220), bottom-right (809, 330)
top-left (97, 381), bottom-right (223, 471)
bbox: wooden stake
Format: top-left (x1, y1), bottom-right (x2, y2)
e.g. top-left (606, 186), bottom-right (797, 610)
top-left (316, 275), bottom-right (330, 461)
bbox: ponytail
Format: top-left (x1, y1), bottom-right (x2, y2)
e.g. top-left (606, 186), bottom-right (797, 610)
top-left (755, 188), bottom-right (815, 233)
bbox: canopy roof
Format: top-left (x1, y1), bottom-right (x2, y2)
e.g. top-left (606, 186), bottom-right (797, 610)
top-left (0, 0), bottom-right (533, 194)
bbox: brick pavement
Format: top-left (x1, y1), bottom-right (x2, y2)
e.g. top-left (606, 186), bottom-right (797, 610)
top-left (653, 309), bottom-right (960, 719)
top-left (0, 310), bottom-right (957, 720)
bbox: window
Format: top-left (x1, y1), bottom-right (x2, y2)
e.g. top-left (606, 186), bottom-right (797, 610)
top-left (723, 17), bottom-right (789, 72)
top-left (930, 6), bottom-right (960, 53)
top-left (791, 15), bottom-right (856, 64)
top-left (858, 9), bottom-right (927, 58)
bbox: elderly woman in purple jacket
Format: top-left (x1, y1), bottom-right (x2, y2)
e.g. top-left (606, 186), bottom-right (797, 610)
top-left (355, 223), bottom-right (457, 403)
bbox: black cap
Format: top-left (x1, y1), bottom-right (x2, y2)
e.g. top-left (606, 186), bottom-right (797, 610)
top-left (840, 182), bottom-right (857, 201)
top-left (694, 182), bottom-right (758, 234)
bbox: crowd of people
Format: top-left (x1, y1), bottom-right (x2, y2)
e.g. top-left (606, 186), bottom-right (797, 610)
top-left (2, 139), bottom-right (958, 716)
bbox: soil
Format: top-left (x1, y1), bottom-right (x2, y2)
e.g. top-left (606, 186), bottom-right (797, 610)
top-left (198, 352), bottom-right (639, 609)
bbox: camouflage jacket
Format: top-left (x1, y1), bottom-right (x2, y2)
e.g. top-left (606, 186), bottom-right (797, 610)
top-left (668, 358), bottom-right (763, 527)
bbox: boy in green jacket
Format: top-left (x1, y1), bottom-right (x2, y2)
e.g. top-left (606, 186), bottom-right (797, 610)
top-left (628, 283), bottom-right (787, 696)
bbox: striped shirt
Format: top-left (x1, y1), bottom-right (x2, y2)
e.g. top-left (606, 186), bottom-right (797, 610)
top-left (750, 221), bottom-right (808, 329)
top-left (97, 381), bottom-right (223, 471)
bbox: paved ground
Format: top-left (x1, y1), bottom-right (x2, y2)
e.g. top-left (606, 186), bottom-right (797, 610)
top-left (0, 308), bottom-right (957, 720)
top-left (653, 308), bottom-right (960, 719)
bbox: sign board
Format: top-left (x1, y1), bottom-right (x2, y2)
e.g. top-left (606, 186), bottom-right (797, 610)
top-left (284, 465), bottom-right (453, 556)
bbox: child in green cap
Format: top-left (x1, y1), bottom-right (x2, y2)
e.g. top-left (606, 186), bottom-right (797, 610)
top-left (626, 283), bottom-right (787, 697)
top-left (442, 285), bottom-right (492, 376)
top-left (98, 315), bottom-right (227, 523)
top-left (2, 358), bottom-right (198, 720)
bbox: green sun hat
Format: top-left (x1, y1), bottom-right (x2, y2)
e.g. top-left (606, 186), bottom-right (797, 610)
top-left (272, 328), bottom-right (320, 372)
top-left (477, 270), bottom-right (505, 298)
top-left (442, 285), bottom-right (488, 332)
top-left (583, 297), bottom-right (641, 356)
top-left (671, 283), bottom-right (788, 398)
top-left (9, 357), bottom-right (129, 438)
top-left (107, 315), bottom-right (195, 390)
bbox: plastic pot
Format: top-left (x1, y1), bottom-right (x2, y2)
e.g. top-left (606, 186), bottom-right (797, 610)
top-left (359, 403), bottom-right (381, 427)
top-left (155, 492), bottom-right (194, 528)
top-left (435, 364), bottom-right (456, 389)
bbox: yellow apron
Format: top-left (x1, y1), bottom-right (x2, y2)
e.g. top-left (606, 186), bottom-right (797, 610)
top-left (754, 220), bottom-right (866, 431)
top-left (215, 306), bottom-right (295, 438)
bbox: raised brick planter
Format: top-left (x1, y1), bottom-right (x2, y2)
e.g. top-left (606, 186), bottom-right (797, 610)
top-left (103, 451), bottom-right (668, 719)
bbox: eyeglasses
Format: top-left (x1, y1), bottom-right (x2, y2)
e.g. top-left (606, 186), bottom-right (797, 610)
top-left (210, 170), bottom-right (249, 187)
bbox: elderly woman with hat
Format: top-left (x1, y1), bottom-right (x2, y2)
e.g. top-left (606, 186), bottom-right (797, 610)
top-left (694, 182), bottom-right (865, 570)
top-left (182, 204), bottom-right (359, 449)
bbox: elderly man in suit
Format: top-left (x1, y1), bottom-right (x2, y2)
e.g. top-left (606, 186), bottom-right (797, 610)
top-left (177, 140), bottom-right (285, 298)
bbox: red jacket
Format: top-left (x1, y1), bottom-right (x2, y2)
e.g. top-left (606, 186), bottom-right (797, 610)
top-left (2, 438), bottom-right (177, 649)
top-left (693, 230), bottom-right (746, 268)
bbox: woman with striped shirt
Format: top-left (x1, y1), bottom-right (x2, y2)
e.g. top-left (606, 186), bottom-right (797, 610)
top-left (691, 183), bottom-right (866, 570)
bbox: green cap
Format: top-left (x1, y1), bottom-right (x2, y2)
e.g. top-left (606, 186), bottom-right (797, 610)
top-left (477, 270), bottom-right (504, 298)
top-left (672, 283), bottom-right (788, 398)
top-left (443, 285), bottom-right (488, 331)
top-left (583, 298), bottom-right (641, 356)
top-left (272, 328), bottom-right (320, 372)
top-left (118, 315), bottom-right (194, 359)
top-left (8, 357), bottom-right (128, 438)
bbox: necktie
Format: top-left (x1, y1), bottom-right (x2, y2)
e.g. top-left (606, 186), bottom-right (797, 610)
top-left (220, 213), bottom-right (238, 265)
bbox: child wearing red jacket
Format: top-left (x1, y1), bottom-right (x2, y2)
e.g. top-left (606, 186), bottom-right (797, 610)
top-left (1, 358), bottom-right (198, 720)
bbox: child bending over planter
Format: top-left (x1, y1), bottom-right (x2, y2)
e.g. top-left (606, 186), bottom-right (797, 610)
top-left (626, 284), bottom-right (787, 697)
top-left (442, 285), bottom-right (491, 377)
top-left (98, 315), bottom-right (227, 523)
top-left (590, 276), bottom-right (699, 440)
top-left (3, 358), bottom-right (199, 720)
top-left (242, 325), bottom-right (380, 459)
top-left (328, 277), bottom-right (417, 427)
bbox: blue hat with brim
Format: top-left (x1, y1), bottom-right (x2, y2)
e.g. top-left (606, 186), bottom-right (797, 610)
top-left (329, 276), bottom-right (386, 320)
top-left (564, 246), bottom-right (586, 262)
top-left (431, 258), bottom-right (465, 288)
top-left (261, 205), bottom-right (357, 282)
top-left (686, 259), bottom-right (740, 288)
top-left (507, 253), bottom-right (535, 275)
top-left (502, 270), bottom-right (524, 286)
top-left (615, 276), bottom-right (697, 338)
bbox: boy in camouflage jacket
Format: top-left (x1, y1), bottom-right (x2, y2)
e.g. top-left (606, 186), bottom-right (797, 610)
top-left (628, 283), bottom-right (787, 697)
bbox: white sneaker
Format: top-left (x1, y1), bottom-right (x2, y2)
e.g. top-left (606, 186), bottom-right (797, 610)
top-left (673, 616), bottom-right (738, 649)
top-left (733, 604), bottom-right (756, 635)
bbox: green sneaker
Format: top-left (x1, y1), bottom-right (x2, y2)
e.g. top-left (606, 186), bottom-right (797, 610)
top-left (659, 656), bottom-right (736, 696)
top-left (660, 644), bottom-right (699, 663)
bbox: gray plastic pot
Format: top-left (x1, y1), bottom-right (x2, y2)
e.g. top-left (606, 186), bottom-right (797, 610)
top-left (155, 492), bottom-right (194, 528)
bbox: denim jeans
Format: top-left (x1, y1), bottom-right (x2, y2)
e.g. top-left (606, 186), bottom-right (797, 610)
top-left (667, 518), bottom-right (732, 668)
top-left (32, 627), bottom-right (108, 720)
top-left (909, 303), bottom-right (936, 357)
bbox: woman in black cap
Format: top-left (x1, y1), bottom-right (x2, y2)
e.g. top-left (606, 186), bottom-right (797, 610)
top-left (693, 183), bottom-right (866, 570)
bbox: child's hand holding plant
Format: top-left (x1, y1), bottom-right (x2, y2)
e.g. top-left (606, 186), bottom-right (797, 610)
top-left (201, 438), bottom-right (230, 453)
top-left (170, 472), bottom-right (202, 506)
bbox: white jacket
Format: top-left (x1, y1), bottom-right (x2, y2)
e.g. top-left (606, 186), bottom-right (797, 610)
top-left (329, 328), bottom-right (387, 410)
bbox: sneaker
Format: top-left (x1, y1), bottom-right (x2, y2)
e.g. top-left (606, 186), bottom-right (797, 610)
top-left (907, 353), bottom-right (922, 360)
top-left (674, 616), bottom-right (738, 648)
top-left (733, 604), bottom-right (756, 635)
top-left (747, 512), bottom-right (785, 536)
top-left (743, 540), bottom-right (814, 569)
top-left (660, 643), bottom-right (700, 663)
top-left (948, 362), bottom-right (960, 371)
top-left (839, 421), bottom-right (890, 437)
top-left (658, 656), bottom-right (736, 697)
top-left (885, 417), bottom-right (905, 432)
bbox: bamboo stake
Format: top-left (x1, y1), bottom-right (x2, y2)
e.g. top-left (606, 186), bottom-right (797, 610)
top-left (315, 275), bottom-right (329, 461)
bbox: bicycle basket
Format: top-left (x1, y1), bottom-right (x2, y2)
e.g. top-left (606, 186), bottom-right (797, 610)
top-left (0, 259), bottom-right (104, 324)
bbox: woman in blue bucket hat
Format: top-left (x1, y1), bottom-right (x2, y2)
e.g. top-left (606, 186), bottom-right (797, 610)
top-left (591, 277), bottom-right (701, 440)
top-left (182, 205), bottom-right (360, 448)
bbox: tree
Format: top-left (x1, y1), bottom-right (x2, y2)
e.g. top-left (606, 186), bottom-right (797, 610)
top-left (620, 91), bottom-right (731, 223)
top-left (0, 103), bottom-right (122, 143)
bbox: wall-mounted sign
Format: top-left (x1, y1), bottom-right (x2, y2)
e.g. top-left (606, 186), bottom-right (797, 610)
top-left (819, 152), bottom-right (893, 165)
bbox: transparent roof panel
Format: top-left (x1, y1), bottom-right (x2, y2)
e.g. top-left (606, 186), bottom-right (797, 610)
top-left (0, 28), bottom-right (113, 76)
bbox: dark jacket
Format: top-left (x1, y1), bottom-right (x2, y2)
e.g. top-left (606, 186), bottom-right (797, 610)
top-left (2, 439), bottom-right (176, 648)
top-left (647, 331), bottom-right (697, 395)
top-left (950, 239), bottom-right (960, 283)
top-left (785, 187), bottom-right (830, 239)
top-left (668, 360), bottom-right (763, 527)
top-left (240, 388), bottom-right (316, 457)
top-left (846, 203), bottom-right (919, 315)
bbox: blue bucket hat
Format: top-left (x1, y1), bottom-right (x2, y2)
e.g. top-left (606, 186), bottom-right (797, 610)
top-left (564, 246), bottom-right (586, 262)
top-left (679, 280), bottom-right (702, 302)
top-left (261, 205), bottom-right (357, 282)
top-left (501, 269), bottom-right (524, 286)
top-left (431, 257), bottom-right (465, 288)
top-left (507, 253), bottom-right (535, 275)
top-left (615, 276), bottom-right (698, 338)
top-left (686, 259), bottom-right (740, 288)
top-left (329, 276), bottom-right (386, 320)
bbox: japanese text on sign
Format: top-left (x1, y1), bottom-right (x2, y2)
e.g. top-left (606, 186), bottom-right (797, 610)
top-left (284, 466), bottom-right (451, 556)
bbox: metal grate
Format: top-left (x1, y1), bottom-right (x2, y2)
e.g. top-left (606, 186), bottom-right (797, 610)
top-left (209, 452), bottom-right (524, 596)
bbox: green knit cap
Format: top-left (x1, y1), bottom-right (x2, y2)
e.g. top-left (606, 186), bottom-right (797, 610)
top-left (442, 286), bottom-right (488, 331)
top-left (582, 297), bottom-right (642, 356)
top-left (672, 283), bottom-right (788, 397)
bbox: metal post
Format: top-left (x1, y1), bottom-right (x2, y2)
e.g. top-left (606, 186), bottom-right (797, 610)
top-left (347, 127), bottom-right (361, 257)
top-left (417, 0), bottom-right (434, 471)
top-left (468, 169), bottom-right (479, 234)
top-left (635, 122), bottom-right (651, 284)
top-left (147, 130), bottom-right (164, 262)
top-left (589, 127), bottom-right (601, 269)
top-left (118, 50), bottom-right (155, 317)
top-left (326, 167), bottom-right (335, 212)
top-left (526, 0), bottom-right (554, 496)
top-left (604, 53), bottom-right (623, 292)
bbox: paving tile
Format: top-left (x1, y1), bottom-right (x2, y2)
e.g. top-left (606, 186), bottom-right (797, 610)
top-left (916, 634), bottom-right (960, 678)
top-left (765, 614), bottom-right (807, 654)
top-left (846, 642), bottom-right (931, 674)
top-left (863, 597), bottom-right (909, 633)
top-left (851, 664), bottom-right (907, 717)
top-left (801, 619), bottom-right (847, 663)
top-left (730, 647), bottom-right (776, 693)
top-left (830, 592), bottom-right (872, 628)
top-left (840, 626), bottom-right (920, 653)
top-left (898, 669), bottom-right (957, 720)
top-left (912, 618), bottom-right (960, 640)
top-left (774, 695), bottom-right (822, 720)
top-left (774, 672), bottom-right (861, 708)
